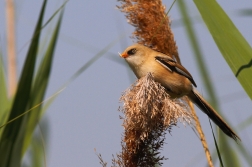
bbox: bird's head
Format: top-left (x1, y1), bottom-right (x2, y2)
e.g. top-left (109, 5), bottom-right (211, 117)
top-left (119, 43), bottom-right (149, 67)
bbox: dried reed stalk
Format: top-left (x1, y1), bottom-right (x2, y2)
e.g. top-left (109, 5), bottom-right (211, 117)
top-left (5, 0), bottom-right (17, 97)
top-left (188, 100), bottom-right (214, 167)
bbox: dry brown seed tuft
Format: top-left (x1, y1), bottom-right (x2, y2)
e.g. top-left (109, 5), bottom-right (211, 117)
top-left (117, 0), bottom-right (180, 63)
top-left (116, 73), bottom-right (193, 166)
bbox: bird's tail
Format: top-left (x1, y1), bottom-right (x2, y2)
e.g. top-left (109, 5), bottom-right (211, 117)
top-left (187, 89), bottom-right (240, 141)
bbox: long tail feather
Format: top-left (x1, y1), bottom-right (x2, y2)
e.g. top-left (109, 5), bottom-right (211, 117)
top-left (188, 89), bottom-right (240, 141)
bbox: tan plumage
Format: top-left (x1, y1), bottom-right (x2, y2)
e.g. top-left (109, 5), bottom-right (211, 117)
top-left (120, 43), bottom-right (240, 141)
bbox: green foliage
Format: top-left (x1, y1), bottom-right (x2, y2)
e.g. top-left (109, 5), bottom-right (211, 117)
top-left (193, 0), bottom-right (252, 166)
top-left (22, 9), bottom-right (64, 155)
top-left (178, 0), bottom-right (252, 166)
top-left (0, 0), bottom-right (64, 166)
top-left (0, 1), bottom-right (47, 166)
top-left (0, 52), bottom-right (10, 135)
top-left (0, 0), bottom-right (120, 165)
top-left (194, 0), bottom-right (252, 99)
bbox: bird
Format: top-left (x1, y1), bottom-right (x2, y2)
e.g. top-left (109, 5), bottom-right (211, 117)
top-left (119, 43), bottom-right (240, 141)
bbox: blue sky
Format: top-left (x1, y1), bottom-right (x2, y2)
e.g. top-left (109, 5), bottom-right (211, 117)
top-left (1, 0), bottom-right (252, 166)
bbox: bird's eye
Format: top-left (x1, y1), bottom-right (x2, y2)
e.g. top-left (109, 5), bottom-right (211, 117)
top-left (127, 48), bottom-right (137, 55)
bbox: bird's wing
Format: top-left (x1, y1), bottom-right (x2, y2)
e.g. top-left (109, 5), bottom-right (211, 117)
top-left (155, 56), bottom-right (197, 87)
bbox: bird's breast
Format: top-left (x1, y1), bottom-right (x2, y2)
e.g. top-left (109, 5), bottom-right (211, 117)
top-left (136, 60), bottom-right (193, 98)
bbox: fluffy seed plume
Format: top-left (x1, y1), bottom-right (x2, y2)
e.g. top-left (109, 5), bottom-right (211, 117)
top-left (114, 73), bottom-right (193, 166)
top-left (117, 0), bottom-right (180, 63)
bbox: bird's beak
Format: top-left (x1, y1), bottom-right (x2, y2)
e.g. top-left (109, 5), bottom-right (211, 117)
top-left (118, 52), bottom-right (128, 58)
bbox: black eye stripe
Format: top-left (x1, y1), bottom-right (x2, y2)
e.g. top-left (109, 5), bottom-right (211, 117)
top-left (127, 48), bottom-right (137, 55)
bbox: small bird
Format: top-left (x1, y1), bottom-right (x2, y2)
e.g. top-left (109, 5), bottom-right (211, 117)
top-left (119, 43), bottom-right (240, 141)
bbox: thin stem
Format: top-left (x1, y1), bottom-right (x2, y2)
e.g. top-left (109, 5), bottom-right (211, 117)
top-left (189, 100), bottom-right (214, 167)
top-left (6, 0), bottom-right (17, 97)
